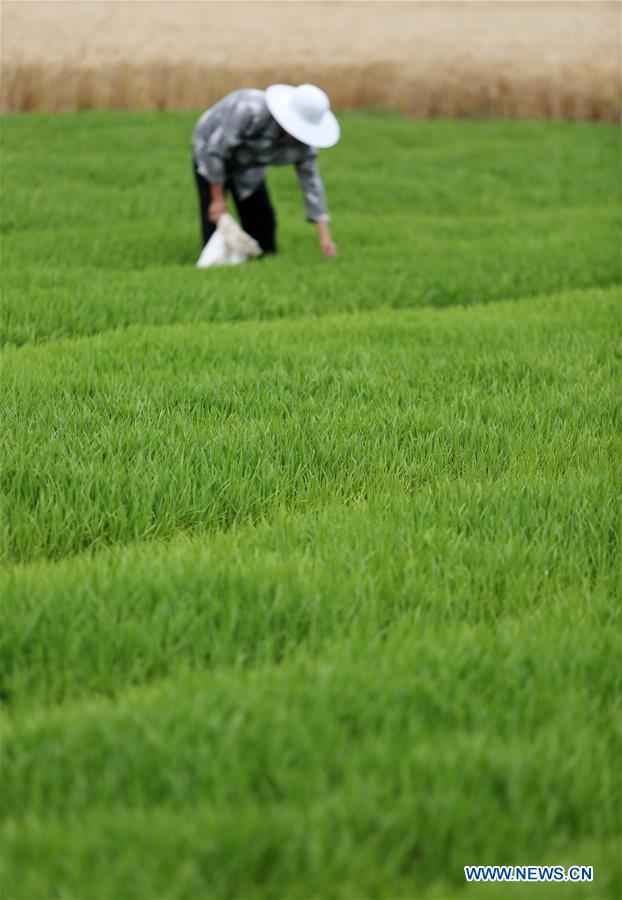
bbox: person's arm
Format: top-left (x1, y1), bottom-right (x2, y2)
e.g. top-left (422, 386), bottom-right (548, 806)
top-left (295, 153), bottom-right (336, 257)
top-left (196, 92), bottom-right (265, 222)
top-left (208, 182), bottom-right (227, 223)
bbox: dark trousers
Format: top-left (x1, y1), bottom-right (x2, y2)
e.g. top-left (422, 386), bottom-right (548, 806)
top-left (193, 160), bottom-right (277, 254)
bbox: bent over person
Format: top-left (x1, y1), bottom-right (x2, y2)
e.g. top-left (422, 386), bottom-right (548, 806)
top-left (192, 83), bottom-right (340, 258)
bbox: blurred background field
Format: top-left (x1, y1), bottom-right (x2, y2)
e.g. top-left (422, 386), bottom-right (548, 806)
top-left (2, 112), bottom-right (620, 347)
top-left (1, 1), bottom-right (620, 120)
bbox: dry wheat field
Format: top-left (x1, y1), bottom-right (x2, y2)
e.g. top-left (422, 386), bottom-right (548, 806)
top-left (1, 0), bottom-right (620, 119)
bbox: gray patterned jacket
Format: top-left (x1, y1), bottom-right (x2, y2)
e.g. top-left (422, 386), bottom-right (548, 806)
top-left (192, 89), bottom-right (329, 223)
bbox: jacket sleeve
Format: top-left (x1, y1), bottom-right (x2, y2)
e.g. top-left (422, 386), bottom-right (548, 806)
top-left (195, 95), bottom-right (262, 184)
top-left (295, 152), bottom-right (330, 223)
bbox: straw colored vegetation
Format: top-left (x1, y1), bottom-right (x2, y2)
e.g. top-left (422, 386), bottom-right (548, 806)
top-left (1, 111), bottom-right (621, 898)
top-left (1, 1), bottom-right (620, 120)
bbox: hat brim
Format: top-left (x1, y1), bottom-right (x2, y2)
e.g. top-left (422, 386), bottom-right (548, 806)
top-left (265, 84), bottom-right (340, 149)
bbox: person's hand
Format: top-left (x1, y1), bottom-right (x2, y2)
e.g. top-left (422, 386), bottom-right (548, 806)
top-left (208, 196), bottom-right (227, 223)
top-left (316, 220), bottom-right (337, 258)
top-left (319, 236), bottom-right (337, 258)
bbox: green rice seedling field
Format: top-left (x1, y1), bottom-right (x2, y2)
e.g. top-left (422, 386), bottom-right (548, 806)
top-left (1, 112), bottom-right (621, 899)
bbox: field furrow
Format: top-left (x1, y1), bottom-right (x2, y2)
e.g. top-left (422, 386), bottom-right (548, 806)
top-left (3, 290), bottom-right (619, 564)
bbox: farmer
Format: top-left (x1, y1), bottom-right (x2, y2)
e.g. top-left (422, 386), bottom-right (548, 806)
top-left (192, 83), bottom-right (339, 258)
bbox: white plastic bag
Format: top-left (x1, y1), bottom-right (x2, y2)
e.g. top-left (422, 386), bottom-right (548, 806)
top-left (196, 213), bottom-right (262, 268)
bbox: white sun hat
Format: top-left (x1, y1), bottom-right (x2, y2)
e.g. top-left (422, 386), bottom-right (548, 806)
top-left (265, 83), bottom-right (340, 148)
